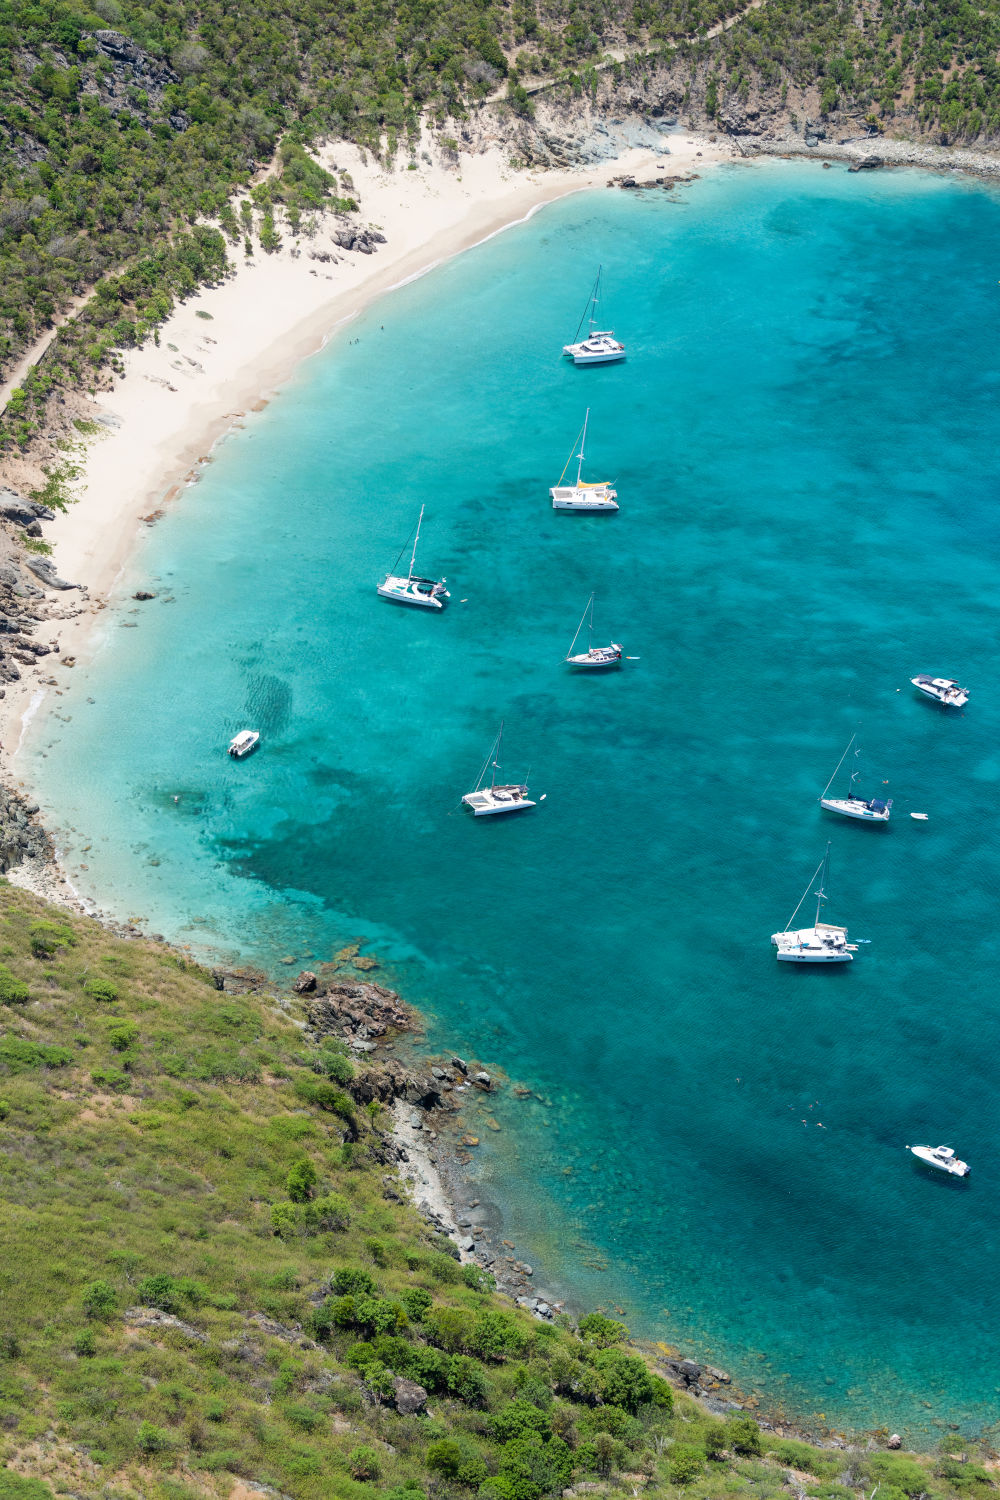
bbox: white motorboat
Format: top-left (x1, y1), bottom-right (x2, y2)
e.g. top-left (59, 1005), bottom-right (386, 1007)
top-left (562, 267), bottom-right (625, 365)
top-left (462, 721), bottom-right (536, 817)
top-left (819, 734), bottom-right (891, 823)
top-left (907, 1144), bottom-right (970, 1177)
top-left (565, 592), bottom-right (622, 669)
top-left (550, 409), bottom-right (619, 512)
top-left (377, 504), bottom-right (449, 609)
top-left (228, 730), bottom-right (260, 758)
top-left (771, 842), bottom-right (858, 963)
top-left (911, 675), bottom-right (968, 708)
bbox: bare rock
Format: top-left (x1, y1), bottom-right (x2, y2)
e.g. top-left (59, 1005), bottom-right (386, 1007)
top-left (25, 557), bottom-right (79, 590)
top-left (124, 1305), bottom-right (208, 1343)
top-left (293, 970), bottom-right (317, 993)
top-left (393, 1376), bottom-right (428, 1415)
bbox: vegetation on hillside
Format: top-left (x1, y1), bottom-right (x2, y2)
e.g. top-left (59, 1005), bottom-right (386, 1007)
top-left (0, 881), bottom-right (995, 1500)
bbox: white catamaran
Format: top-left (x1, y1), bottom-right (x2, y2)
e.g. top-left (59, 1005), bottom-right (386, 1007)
top-left (562, 267), bottom-right (626, 365)
top-left (565, 593), bottom-right (623, 669)
top-left (819, 734), bottom-right (891, 823)
top-left (462, 721), bottom-right (536, 817)
top-left (377, 505), bottom-right (449, 609)
top-left (771, 842), bottom-right (858, 963)
top-left (550, 409), bottom-right (619, 512)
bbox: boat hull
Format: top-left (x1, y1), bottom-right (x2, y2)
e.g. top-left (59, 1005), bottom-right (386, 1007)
top-left (820, 797), bottom-right (890, 822)
top-left (774, 948), bottom-right (853, 963)
top-left (377, 577), bottom-right (447, 609)
top-left (908, 1146), bottom-right (970, 1176)
top-left (910, 676), bottom-right (968, 707)
top-left (566, 648), bottom-right (622, 669)
top-left (772, 923), bottom-right (855, 962)
top-left (462, 793), bottom-right (536, 817)
top-left (565, 350), bottom-right (626, 365)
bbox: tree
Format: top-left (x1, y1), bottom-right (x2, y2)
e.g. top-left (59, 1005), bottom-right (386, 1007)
top-left (82, 1280), bottom-right (117, 1319)
top-left (578, 1312), bottom-right (628, 1347)
top-left (726, 1415), bottom-right (762, 1455)
top-left (286, 1158), bottom-right (318, 1202)
top-left (670, 1443), bottom-right (704, 1483)
top-left (426, 1438), bottom-right (463, 1478)
top-left (592, 1349), bottom-right (654, 1413)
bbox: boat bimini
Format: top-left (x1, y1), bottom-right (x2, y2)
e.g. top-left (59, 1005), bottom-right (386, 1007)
top-left (562, 267), bottom-right (626, 366)
top-left (771, 842), bottom-right (858, 963)
top-left (228, 730), bottom-right (260, 759)
top-left (550, 409), bottom-right (619, 512)
top-left (377, 504), bottom-right (449, 609)
top-left (907, 1144), bottom-right (970, 1177)
top-left (819, 734), bottom-right (891, 823)
top-left (565, 592), bottom-right (622, 669)
top-left (462, 720), bottom-right (536, 817)
top-left (911, 675), bottom-right (968, 708)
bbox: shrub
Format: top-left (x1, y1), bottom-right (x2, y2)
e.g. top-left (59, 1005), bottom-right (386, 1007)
top-left (137, 1420), bottom-right (170, 1453)
top-left (90, 1067), bottom-right (128, 1091)
top-left (0, 1475), bottom-right (58, 1499)
top-left (85, 977), bottom-right (119, 1002)
top-left (489, 1399), bottom-right (551, 1443)
top-left (727, 1415), bottom-right (762, 1456)
top-left (309, 1193), bottom-right (349, 1230)
top-left (82, 1280), bottom-right (117, 1319)
top-left (293, 1075), bottom-right (356, 1128)
top-left (868, 1456), bottom-right (935, 1495)
top-left (0, 966), bottom-right (28, 1006)
top-left (670, 1443), bottom-right (705, 1483)
top-left (471, 1309), bottom-right (531, 1361)
top-left (497, 1431), bottom-right (572, 1497)
top-left (136, 1273), bottom-right (182, 1312)
top-left (426, 1438), bottom-right (462, 1477)
top-left (402, 1286), bottom-right (433, 1321)
top-left (703, 1420), bottom-right (727, 1457)
top-left (347, 1445), bottom-right (382, 1481)
top-left (74, 1328), bottom-right (97, 1356)
top-left (107, 1021), bottom-right (139, 1052)
top-left (447, 1354), bottom-right (488, 1406)
top-left (332, 1267), bottom-right (377, 1296)
top-left (286, 1158), bottom-right (318, 1202)
top-left (578, 1312), bottom-right (628, 1346)
top-left (592, 1349), bottom-right (654, 1413)
top-left (426, 1305), bottom-right (474, 1352)
top-left (29, 920), bottom-right (75, 957)
top-left (317, 1041), bottom-right (354, 1084)
top-left (1, 1038), bottom-right (72, 1072)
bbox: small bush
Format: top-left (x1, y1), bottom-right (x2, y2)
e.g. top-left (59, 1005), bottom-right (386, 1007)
top-left (137, 1420), bottom-right (170, 1453)
top-left (402, 1286), bottom-right (433, 1321)
top-left (82, 1280), bottom-right (117, 1319)
top-left (670, 1443), bottom-right (705, 1484)
top-left (74, 1328), bottom-right (97, 1356)
top-left (331, 1267), bottom-right (377, 1297)
top-left (727, 1415), bottom-right (762, 1456)
top-left (0, 965), bottom-right (28, 1006)
top-left (286, 1158), bottom-right (318, 1202)
top-left (85, 977), bottom-right (119, 1002)
top-left (578, 1311), bottom-right (628, 1346)
top-left (347, 1445), bottom-right (382, 1481)
top-left (426, 1438), bottom-right (462, 1477)
top-left (29, 920), bottom-right (75, 958)
top-left (107, 1021), bottom-right (139, 1052)
top-left (90, 1066), bottom-right (128, 1091)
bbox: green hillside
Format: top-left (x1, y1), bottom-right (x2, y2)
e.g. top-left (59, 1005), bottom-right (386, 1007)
top-left (0, 880), bottom-right (994, 1500)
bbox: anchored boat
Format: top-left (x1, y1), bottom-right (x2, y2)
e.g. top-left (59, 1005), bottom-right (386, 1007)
top-left (911, 675), bottom-right (968, 708)
top-left (771, 842), bottom-right (858, 963)
top-left (907, 1144), bottom-right (970, 1177)
top-left (565, 592), bottom-right (622, 669)
top-left (228, 730), bottom-right (260, 759)
top-left (462, 721), bottom-right (536, 817)
top-left (562, 266), bottom-right (626, 366)
top-left (377, 504), bottom-right (449, 609)
top-left (550, 409), bottom-right (619, 512)
top-left (819, 734), bottom-right (891, 823)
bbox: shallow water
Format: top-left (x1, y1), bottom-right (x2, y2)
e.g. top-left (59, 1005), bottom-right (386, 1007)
top-left (29, 159), bottom-right (1000, 1440)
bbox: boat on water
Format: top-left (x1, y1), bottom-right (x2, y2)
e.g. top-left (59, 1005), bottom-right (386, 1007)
top-left (377, 504), bottom-right (449, 609)
top-left (771, 842), bottom-right (858, 963)
top-left (562, 267), bottom-right (626, 366)
top-left (907, 1144), bottom-right (970, 1177)
top-left (462, 721), bottom-right (536, 817)
top-left (550, 409), bottom-right (619, 512)
top-left (228, 730), bottom-right (260, 759)
top-left (819, 734), bottom-right (891, 823)
top-left (911, 675), bottom-right (968, 708)
top-left (565, 592), bottom-right (622, 669)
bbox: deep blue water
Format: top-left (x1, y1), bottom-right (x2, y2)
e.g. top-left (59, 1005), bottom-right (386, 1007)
top-left (28, 159), bottom-right (1000, 1441)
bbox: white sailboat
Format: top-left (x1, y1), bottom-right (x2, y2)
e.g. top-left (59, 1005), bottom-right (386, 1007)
top-left (462, 721), bottom-right (536, 817)
top-left (377, 505), bottom-right (449, 609)
top-left (819, 735), bottom-right (891, 823)
top-left (562, 267), bottom-right (626, 365)
top-left (550, 409), bottom-right (619, 512)
top-left (771, 842), bottom-right (858, 963)
top-left (565, 592), bottom-right (623, 669)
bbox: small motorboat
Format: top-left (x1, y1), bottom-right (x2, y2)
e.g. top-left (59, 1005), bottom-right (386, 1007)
top-left (911, 675), bottom-right (968, 708)
top-left (911, 812), bottom-right (929, 821)
top-left (228, 730), bottom-right (260, 759)
top-left (907, 1144), bottom-right (970, 1177)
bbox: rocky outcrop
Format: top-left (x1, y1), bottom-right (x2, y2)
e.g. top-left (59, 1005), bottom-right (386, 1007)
top-left (0, 783), bottom-right (50, 873)
top-left (392, 1376), bottom-right (428, 1415)
top-left (305, 981), bottom-right (413, 1042)
top-left (124, 1306), bottom-right (208, 1343)
top-left (85, 31), bottom-right (187, 130)
top-left (25, 556), bottom-right (79, 590)
top-left (331, 227), bottom-right (387, 256)
top-left (0, 488), bottom-right (54, 529)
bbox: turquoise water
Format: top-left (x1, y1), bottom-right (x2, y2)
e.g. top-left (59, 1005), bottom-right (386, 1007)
top-left (28, 160), bottom-right (1000, 1440)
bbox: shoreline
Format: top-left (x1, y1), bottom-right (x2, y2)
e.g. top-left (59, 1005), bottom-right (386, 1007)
top-left (0, 123), bottom-right (736, 767)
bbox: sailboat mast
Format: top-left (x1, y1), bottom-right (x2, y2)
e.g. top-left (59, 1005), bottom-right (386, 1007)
top-left (590, 266), bottom-right (601, 335)
top-left (576, 409), bottom-right (589, 486)
top-left (587, 592), bottom-right (594, 648)
top-left (820, 733), bottom-right (856, 802)
top-left (814, 842), bottom-right (831, 926)
top-left (407, 504), bottom-right (424, 582)
top-left (492, 720), bottom-right (503, 790)
top-left (566, 593), bottom-right (593, 660)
